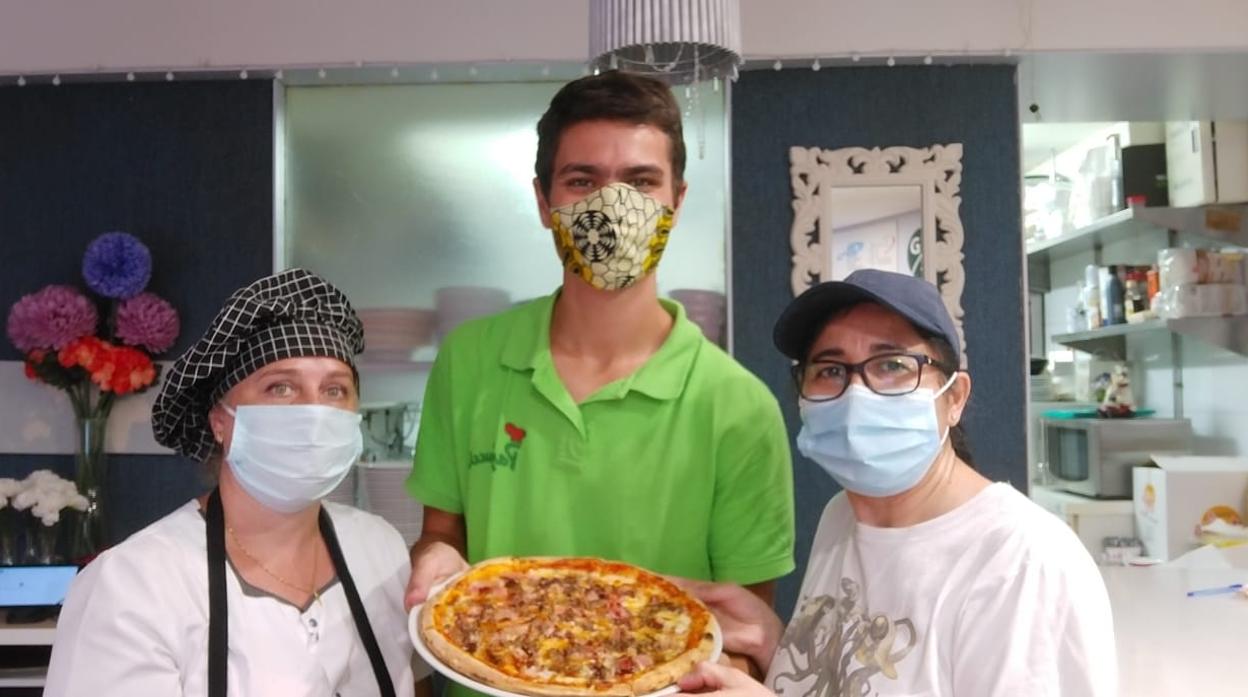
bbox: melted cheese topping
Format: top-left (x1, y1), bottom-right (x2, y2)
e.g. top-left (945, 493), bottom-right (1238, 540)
top-left (430, 558), bottom-right (710, 691)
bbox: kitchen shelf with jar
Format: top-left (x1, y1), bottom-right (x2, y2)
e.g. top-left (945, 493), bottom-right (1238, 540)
top-left (1025, 204), bottom-right (1248, 265)
top-left (1032, 203), bottom-right (1248, 358)
top-left (1028, 202), bottom-right (1248, 426)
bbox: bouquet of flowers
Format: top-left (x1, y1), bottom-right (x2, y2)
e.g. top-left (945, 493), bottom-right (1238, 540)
top-left (5, 231), bottom-right (180, 558)
top-left (6, 232), bottom-right (180, 419)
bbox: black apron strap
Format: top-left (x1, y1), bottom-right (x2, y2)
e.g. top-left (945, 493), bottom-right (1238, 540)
top-left (320, 508), bottom-right (398, 697)
top-left (205, 493), bottom-right (397, 697)
top-left (206, 489), bottom-right (229, 697)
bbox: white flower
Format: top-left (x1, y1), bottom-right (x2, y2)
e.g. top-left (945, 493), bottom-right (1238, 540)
top-left (13, 489), bottom-right (38, 511)
top-left (32, 489), bottom-right (67, 518)
top-left (13, 471), bottom-right (84, 519)
top-left (0, 477), bottom-right (19, 510)
top-left (24, 470), bottom-right (62, 487)
top-left (68, 494), bottom-right (89, 512)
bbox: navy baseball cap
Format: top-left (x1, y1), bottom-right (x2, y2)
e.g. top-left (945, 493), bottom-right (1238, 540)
top-left (773, 269), bottom-right (961, 365)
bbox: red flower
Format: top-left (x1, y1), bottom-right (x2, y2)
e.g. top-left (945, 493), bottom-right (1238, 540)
top-left (23, 349), bottom-right (45, 380)
top-left (89, 357), bottom-right (117, 391)
top-left (505, 422), bottom-right (526, 444)
top-left (58, 336), bottom-right (109, 372)
top-left (51, 336), bottom-right (157, 394)
top-left (108, 346), bottom-right (155, 394)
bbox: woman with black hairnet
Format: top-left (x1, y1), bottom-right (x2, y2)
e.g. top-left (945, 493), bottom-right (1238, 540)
top-left (46, 268), bottom-right (426, 696)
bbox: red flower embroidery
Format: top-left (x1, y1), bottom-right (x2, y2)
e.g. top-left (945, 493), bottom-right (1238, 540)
top-left (505, 422), bottom-right (526, 444)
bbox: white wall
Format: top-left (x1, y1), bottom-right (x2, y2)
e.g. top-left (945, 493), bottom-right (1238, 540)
top-left (1128, 333), bottom-right (1248, 456)
top-left (4, 0), bottom-right (1248, 74)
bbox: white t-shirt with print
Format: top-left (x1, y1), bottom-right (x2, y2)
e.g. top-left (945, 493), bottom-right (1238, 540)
top-left (765, 483), bottom-right (1116, 697)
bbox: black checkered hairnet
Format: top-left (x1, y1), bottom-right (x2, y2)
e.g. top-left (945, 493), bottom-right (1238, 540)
top-left (151, 268), bottom-right (364, 461)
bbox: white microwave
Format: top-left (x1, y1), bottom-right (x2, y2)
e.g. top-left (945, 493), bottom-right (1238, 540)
top-left (1043, 418), bottom-right (1192, 498)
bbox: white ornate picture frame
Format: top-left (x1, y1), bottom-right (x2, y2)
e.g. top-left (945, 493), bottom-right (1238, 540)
top-left (789, 144), bottom-right (967, 365)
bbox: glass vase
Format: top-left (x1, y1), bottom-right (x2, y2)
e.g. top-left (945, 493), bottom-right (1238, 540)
top-left (72, 413), bottom-right (109, 561)
top-left (0, 508), bottom-right (16, 565)
top-left (34, 521), bottom-right (62, 564)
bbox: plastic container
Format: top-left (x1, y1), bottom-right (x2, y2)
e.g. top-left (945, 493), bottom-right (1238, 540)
top-left (1102, 536), bottom-right (1144, 566)
top-left (1155, 283), bottom-right (1248, 318)
top-left (1085, 264), bottom-right (1101, 290)
top-left (1083, 283), bottom-right (1102, 330)
top-left (1100, 266), bottom-right (1125, 326)
top-left (1083, 266), bottom-right (1102, 329)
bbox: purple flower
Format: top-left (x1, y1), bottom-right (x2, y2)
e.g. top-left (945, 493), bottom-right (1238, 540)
top-left (115, 292), bottom-right (180, 354)
top-left (5, 285), bottom-right (99, 352)
top-left (82, 232), bottom-right (151, 299)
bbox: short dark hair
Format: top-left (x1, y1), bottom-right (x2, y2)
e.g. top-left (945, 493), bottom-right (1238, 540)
top-left (534, 70), bottom-right (686, 197)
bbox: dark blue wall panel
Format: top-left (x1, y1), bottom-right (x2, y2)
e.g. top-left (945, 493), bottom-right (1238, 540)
top-left (0, 80), bottom-right (275, 544)
top-left (731, 65), bottom-right (1025, 620)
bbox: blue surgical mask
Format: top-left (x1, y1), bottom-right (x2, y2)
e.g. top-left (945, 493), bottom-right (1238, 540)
top-left (223, 404), bottom-right (363, 513)
top-left (796, 374), bottom-right (956, 497)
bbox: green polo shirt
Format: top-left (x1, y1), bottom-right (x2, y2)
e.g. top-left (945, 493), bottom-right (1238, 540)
top-left (407, 292), bottom-right (795, 585)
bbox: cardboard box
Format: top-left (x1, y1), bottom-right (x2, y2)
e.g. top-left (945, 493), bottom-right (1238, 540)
top-left (1165, 121), bottom-right (1248, 206)
top-left (1134, 456), bottom-right (1248, 560)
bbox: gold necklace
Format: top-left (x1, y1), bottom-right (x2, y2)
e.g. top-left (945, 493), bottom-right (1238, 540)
top-left (226, 525), bottom-right (322, 605)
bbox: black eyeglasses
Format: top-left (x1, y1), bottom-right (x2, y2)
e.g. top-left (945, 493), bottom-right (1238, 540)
top-left (792, 352), bottom-right (951, 402)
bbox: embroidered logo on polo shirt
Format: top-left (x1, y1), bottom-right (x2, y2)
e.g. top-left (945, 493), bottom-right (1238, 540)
top-left (469, 422), bottom-right (527, 471)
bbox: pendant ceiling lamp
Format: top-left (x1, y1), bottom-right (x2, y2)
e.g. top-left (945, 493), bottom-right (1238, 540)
top-left (589, 0), bottom-right (742, 83)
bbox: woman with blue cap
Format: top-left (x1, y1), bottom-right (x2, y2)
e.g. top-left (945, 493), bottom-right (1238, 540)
top-left (675, 270), bottom-right (1116, 696)
top-left (46, 269), bottom-right (427, 696)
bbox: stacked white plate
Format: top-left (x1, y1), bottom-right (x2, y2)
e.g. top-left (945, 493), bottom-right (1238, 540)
top-left (358, 459), bottom-right (424, 546)
top-left (670, 289), bottom-right (727, 347)
top-left (435, 287), bottom-right (510, 341)
top-left (358, 308), bottom-right (436, 362)
top-left (1030, 374), bottom-right (1055, 401)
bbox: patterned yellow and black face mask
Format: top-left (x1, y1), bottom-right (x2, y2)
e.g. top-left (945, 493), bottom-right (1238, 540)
top-left (549, 183), bottom-right (675, 291)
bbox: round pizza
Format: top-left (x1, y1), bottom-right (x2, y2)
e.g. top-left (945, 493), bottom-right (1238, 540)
top-left (417, 556), bottom-right (719, 696)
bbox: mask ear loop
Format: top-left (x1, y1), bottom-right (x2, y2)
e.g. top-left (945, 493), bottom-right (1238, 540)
top-left (933, 371), bottom-right (958, 398)
top-left (215, 403), bottom-right (238, 457)
top-left (933, 371), bottom-right (960, 442)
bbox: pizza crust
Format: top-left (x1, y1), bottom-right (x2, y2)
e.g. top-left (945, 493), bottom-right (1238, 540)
top-left (628, 627), bottom-right (717, 695)
top-left (418, 557), bottom-right (719, 697)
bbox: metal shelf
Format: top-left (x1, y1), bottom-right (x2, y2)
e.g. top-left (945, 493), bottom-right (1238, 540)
top-left (1052, 320), bottom-right (1167, 359)
top-left (1025, 204), bottom-right (1248, 263)
top-left (1054, 317), bottom-right (1248, 359)
top-left (1133, 204), bottom-right (1248, 247)
top-left (0, 667), bottom-right (47, 688)
top-left (1025, 208), bottom-right (1160, 262)
top-left (0, 612), bottom-right (56, 646)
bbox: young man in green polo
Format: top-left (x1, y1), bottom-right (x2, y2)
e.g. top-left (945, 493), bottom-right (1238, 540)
top-left (404, 71), bottom-right (795, 672)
